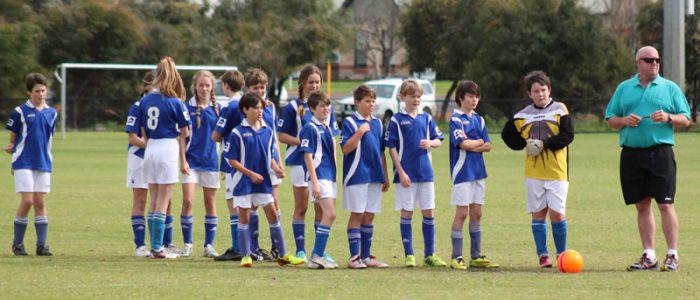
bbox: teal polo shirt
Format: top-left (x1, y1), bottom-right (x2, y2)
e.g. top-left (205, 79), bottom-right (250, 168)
top-left (605, 74), bottom-right (690, 148)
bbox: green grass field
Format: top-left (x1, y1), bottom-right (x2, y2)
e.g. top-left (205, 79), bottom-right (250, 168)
top-left (0, 131), bottom-right (699, 299)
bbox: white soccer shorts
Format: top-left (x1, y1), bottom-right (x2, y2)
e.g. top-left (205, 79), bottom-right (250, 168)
top-left (181, 170), bottom-right (220, 189)
top-left (126, 153), bottom-right (148, 189)
top-left (14, 169), bottom-right (50, 193)
top-left (525, 178), bottom-right (569, 215)
top-left (309, 179), bottom-right (337, 202)
top-left (451, 179), bottom-right (485, 206)
top-left (289, 165), bottom-right (308, 187)
top-left (233, 193), bottom-right (274, 209)
top-left (394, 182), bottom-right (435, 211)
top-left (343, 183), bottom-right (382, 213)
top-left (143, 139), bottom-right (179, 184)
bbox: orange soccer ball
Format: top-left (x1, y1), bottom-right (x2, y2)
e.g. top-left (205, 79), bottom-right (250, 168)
top-left (557, 249), bottom-right (584, 273)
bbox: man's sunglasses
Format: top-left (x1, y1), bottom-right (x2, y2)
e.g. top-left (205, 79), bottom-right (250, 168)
top-left (640, 57), bottom-right (661, 64)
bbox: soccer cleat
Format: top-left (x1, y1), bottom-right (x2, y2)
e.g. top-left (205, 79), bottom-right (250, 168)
top-left (362, 256), bottom-right (389, 268)
top-left (424, 255), bottom-right (447, 267)
top-left (203, 244), bottom-right (219, 258)
top-left (135, 246), bottom-right (151, 258)
top-left (295, 250), bottom-right (308, 262)
top-left (214, 247), bottom-right (243, 261)
top-left (151, 248), bottom-right (178, 259)
top-left (469, 256), bottom-right (500, 268)
top-left (347, 255), bottom-right (367, 269)
top-left (36, 245), bottom-right (52, 256)
top-left (270, 248), bottom-right (281, 260)
top-left (163, 244), bottom-right (181, 258)
top-left (323, 252), bottom-right (339, 268)
top-left (404, 255), bottom-right (417, 267)
top-left (627, 253), bottom-right (659, 271)
top-left (278, 253), bottom-right (306, 266)
top-left (307, 253), bottom-right (337, 269)
top-left (450, 256), bottom-right (467, 270)
top-left (240, 256), bottom-right (253, 267)
top-left (12, 243), bottom-right (28, 256)
top-left (539, 254), bottom-right (553, 268)
top-left (251, 248), bottom-right (273, 261)
top-left (180, 244), bottom-right (193, 257)
top-left (660, 254), bottom-right (679, 272)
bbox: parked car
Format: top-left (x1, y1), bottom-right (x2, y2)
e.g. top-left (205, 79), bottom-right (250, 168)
top-left (335, 78), bottom-right (436, 125)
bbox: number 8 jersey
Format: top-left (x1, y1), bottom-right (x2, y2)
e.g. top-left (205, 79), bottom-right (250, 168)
top-left (139, 90), bottom-right (191, 139)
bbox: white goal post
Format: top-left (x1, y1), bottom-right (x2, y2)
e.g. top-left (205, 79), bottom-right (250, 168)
top-left (53, 63), bottom-right (238, 139)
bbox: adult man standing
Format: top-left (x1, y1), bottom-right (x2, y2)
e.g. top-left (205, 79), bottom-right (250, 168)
top-left (605, 46), bottom-right (690, 272)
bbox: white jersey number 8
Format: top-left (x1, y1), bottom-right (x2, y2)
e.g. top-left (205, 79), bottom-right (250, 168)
top-left (147, 107), bottom-right (160, 130)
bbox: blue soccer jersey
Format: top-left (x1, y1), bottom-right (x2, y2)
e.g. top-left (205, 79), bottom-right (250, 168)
top-left (299, 117), bottom-right (336, 182)
top-left (185, 98), bottom-right (221, 172)
top-left (223, 119), bottom-right (276, 196)
top-left (386, 110), bottom-right (444, 183)
top-left (6, 100), bottom-right (57, 172)
top-left (139, 91), bottom-right (190, 139)
top-left (215, 98), bottom-right (242, 173)
top-left (340, 112), bottom-right (385, 186)
top-left (125, 101), bottom-right (145, 159)
top-left (279, 98), bottom-right (339, 166)
top-left (449, 109), bottom-right (489, 184)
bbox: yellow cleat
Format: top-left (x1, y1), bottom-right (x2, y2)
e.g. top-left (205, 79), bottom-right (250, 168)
top-left (450, 257), bottom-right (468, 270)
top-left (240, 256), bottom-right (253, 267)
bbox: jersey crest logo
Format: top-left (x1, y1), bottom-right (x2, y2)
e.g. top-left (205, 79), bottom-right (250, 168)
top-left (183, 111), bottom-right (191, 121)
top-left (301, 139), bottom-right (309, 148)
top-left (216, 118), bottom-right (226, 127)
top-left (453, 129), bottom-right (465, 139)
top-left (6, 119), bottom-right (14, 127)
top-left (126, 116), bottom-right (137, 126)
top-left (278, 119), bottom-right (284, 127)
top-left (223, 142), bottom-right (230, 152)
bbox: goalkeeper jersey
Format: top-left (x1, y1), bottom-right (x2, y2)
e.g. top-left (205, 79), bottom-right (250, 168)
top-left (501, 100), bottom-right (574, 181)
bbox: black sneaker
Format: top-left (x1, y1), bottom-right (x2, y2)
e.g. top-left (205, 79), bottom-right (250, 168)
top-left (214, 247), bottom-right (242, 261)
top-left (12, 243), bottom-right (28, 256)
top-left (36, 245), bottom-right (53, 256)
top-left (251, 248), bottom-right (273, 261)
top-left (627, 253), bottom-right (659, 271)
top-left (270, 247), bottom-right (282, 260)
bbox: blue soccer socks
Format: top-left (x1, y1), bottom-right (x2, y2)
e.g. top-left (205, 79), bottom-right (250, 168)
top-left (348, 227), bottom-right (361, 257)
top-left (400, 217), bottom-right (413, 256)
top-left (13, 216), bottom-right (28, 245)
top-left (531, 219), bottom-right (548, 256)
top-left (181, 215), bottom-right (194, 245)
top-left (552, 220), bottom-right (567, 255)
top-left (312, 225), bottom-right (331, 257)
top-left (360, 224), bottom-right (374, 260)
top-left (451, 229), bottom-right (463, 259)
top-left (269, 221), bottom-right (286, 255)
top-left (163, 215), bottom-right (174, 246)
top-left (230, 214), bottom-right (240, 251)
top-left (204, 215), bottom-right (218, 246)
top-left (238, 223), bottom-right (251, 256)
top-left (250, 212), bottom-right (260, 251)
top-left (422, 217), bottom-right (435, 257)
top-left (292, 219), bottom-right (305, 253)
top-left (34, 216), bottom-right (48, 247)
top-left (131, 215), bottom-right (146, 248)
top-left (469, 223), bottom-right (482, 260)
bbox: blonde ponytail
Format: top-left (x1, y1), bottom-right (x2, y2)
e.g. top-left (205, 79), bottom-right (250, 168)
top-left (153, 56), bottom-right (186, 100)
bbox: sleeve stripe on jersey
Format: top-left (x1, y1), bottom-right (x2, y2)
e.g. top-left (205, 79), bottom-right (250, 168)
top-left (343, 117), bottom-right (361, 186)
top-left (230, 129), bottom-right (245, 191)
top-left (12, 107), bottom-right (27, 164)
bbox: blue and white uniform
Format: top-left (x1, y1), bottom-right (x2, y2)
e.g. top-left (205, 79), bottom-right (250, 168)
top-left (215, 96), bottom-right (242, 199)
top-left (125, 100), bottom-right (148, 189)
top-left (183, 97), bottom-right (221, 188)
top-left (340, 111), bottom-right (385, 213)
top-left (449, 109), bottom-right (489, 206)
top-left (386, 110), bottom-right (444, 211)
top-left (279, 98), bottom-right (338, 187)
top-left (223, 119), bottom-right (276, 208)
top-left (139, 90), bottom-right (191, 184)
top-left (299, 116), bottom-right (337, 201)
top-left (6, 100), bottom-right (57, 193)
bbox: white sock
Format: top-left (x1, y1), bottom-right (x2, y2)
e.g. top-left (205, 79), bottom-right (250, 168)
top-left (643, 249), bottom-right (656, 260)
top-left (667, 249), bottom-right (678, 259)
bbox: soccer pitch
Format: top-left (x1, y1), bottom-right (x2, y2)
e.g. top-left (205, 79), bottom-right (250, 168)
top-left (0, 131), bottom-right (698, 299)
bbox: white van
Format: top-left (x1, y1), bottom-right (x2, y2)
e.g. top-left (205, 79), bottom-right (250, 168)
top-left (335, 78), bottom-right (436, 125)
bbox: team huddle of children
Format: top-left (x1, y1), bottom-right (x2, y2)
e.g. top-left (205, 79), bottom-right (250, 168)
top-left (6, 57), bottom-right (573, 270)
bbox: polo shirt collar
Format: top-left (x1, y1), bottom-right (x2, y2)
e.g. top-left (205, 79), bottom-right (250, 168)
top-left (354, 111), bottom-right (374, 121)
top-left (241, 118), bottom-right (268, 128)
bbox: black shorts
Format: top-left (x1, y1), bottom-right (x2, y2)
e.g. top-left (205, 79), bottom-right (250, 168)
top-left (620, 144), bottom-right (676, 205)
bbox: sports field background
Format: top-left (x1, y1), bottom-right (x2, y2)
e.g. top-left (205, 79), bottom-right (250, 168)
top-left (0, 131), bottom-right (698, 299)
